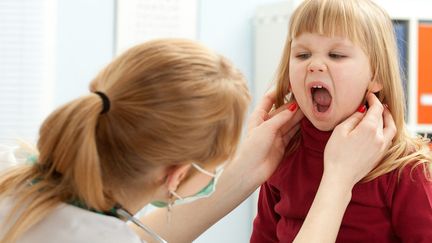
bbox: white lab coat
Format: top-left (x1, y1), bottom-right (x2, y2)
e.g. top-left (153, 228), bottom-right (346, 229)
top-left (0, 145), bottom-right (145, 243)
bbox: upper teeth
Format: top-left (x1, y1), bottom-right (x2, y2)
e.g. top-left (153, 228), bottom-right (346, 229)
top-left (312, 85), bottom-right (323, 89)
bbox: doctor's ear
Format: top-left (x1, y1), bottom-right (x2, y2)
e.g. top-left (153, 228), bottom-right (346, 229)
top-left (165, 164), bottom-right (192, 192)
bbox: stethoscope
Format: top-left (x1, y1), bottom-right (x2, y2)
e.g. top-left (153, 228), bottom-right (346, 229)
top-left (115, 207), bottom-right (168, 243)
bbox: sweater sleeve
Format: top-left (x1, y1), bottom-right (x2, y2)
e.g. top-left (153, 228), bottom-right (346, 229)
top-left (250, 182), bottom-right (281, 243)
top-left (391, 164), bottom-right (432, 242)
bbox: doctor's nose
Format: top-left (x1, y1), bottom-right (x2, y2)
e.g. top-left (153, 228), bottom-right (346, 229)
top-left (308, 62), bottom-right (327, 73)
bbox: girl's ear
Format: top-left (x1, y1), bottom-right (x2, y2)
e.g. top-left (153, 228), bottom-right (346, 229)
top-left (165, 164), bottom-right (192, 192)
top-left (369, 80), bottom-right (383, 93)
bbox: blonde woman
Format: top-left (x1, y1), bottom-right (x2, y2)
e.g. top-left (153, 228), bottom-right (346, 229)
top-left (252, 0), bottom-right (432, 242)
top-left (0, 38), bottom-right (394, 243)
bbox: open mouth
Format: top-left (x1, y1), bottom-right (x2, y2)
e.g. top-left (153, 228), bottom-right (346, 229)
top-left (311, 85), bottom-right (332, 113)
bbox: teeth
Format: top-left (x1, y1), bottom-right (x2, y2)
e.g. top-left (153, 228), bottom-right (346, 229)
top-left (312, 85), bottom-right (323, 89)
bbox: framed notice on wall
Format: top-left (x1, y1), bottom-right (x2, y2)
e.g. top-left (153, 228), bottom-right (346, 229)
top-left (115, 0), bottom-right (198, 55)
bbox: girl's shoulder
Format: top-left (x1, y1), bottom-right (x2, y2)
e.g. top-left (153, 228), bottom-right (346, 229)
top-left (386, 162), bottom-right (432, 238)
top-left (385, 162), bottom-right (432, 205)
top-left (386, 137), bottom-right (432, 190)
top-left (396, 162), bottom-right (431, 185)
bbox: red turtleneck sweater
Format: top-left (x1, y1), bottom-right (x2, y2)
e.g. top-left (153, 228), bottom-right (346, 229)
top-left (251, 118), bottom-right (432, 242)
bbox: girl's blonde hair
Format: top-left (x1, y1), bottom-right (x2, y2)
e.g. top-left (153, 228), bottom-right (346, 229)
top-left (275, 0), bottom-right (431, 181)
top-left (0, 39), bottom-right (250, 242)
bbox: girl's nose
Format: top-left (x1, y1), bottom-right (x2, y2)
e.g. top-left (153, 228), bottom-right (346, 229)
top-left (308, 62), bottom-right (327, 73)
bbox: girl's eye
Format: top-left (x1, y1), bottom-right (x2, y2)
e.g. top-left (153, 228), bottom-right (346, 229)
top-left (295, 53), bottom-right (311, 59)
top-left (329, 53), bottom-right (346, 59)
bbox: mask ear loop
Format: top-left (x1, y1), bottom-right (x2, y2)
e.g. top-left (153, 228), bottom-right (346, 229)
top-left (170, 190), bottom-right (184, 200)
top-left (167, 190), bottom-right (181, 224)
top-left (191, 163), bottom-right (216, 177)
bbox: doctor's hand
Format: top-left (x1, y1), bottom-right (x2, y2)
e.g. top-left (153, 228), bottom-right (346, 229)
top-left (235, 91), bottom-right (303, 188)
top-left (323, 93), bottom-right (396, 188)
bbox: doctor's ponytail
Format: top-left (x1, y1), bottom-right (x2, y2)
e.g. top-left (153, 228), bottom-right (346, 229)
top-left (0, 92), bottom-right (112, 242)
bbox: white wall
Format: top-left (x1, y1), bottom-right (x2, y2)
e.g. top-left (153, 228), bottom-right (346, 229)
top-left (198, 0), bottom-right (282, 106)
top-left (54, 0), bottom-right (115, 107)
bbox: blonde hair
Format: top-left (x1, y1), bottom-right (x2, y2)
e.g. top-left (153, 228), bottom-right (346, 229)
top-left (0, 39), bottom-right (250, 242)
top-left (274, 0), bottom-right (431, 181)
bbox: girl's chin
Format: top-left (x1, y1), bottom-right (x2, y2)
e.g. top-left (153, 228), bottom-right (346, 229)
top-left (305, 113), bottom-right (339, 131)
top-left (312, 122), bottom-right (335, 131)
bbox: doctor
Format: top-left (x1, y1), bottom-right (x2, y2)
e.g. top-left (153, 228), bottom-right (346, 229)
top-left (0, 39), bottom-right (395, 243)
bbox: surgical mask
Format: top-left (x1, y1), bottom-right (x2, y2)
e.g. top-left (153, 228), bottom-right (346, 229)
top-left (151, 163), bottom-right (224, 208)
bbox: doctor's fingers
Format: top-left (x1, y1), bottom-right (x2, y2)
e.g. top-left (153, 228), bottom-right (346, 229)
top-left (336, 108), bottom-right (367, 134)
top-left (247, 91), bottom-right (277, 132)
top-left (360, 93), bottom-right (384, 131)
top-left (282, 124), bottom-right (301, 146)
top-left (262, 105), bottom-right (302, 136)
top-left (364, 108), bottom-right (396, 168)
top-left (381, 107), bottom-right (396, 150)
top-left (278, 108), bottom-right (304, 135)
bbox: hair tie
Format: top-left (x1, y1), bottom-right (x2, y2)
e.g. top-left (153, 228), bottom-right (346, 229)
top-left (94, 91), bottom-right (110, 114)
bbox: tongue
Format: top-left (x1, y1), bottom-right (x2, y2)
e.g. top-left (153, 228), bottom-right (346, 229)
top-left (313, 89), bottom-right (331, 106)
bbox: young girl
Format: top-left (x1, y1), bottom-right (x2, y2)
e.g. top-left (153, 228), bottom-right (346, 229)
top-left (0, 38), bottom-right (394, 243)
top-left (251, 0), bottom-right (432, 242)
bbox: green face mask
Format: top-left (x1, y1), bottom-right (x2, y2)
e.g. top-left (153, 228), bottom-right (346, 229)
top-left (151, 163), bottom-right (224, 208)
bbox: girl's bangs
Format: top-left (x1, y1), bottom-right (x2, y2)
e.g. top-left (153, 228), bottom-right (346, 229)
top-left (289, 0), bottom-right (363, 44)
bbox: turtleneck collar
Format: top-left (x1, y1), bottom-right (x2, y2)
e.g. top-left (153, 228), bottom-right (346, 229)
top-left (300, 117), bottom-right (333, 153)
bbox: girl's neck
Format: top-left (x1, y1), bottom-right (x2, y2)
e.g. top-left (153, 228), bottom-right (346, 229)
top-left (300, 117), bottom-right (332, 153)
